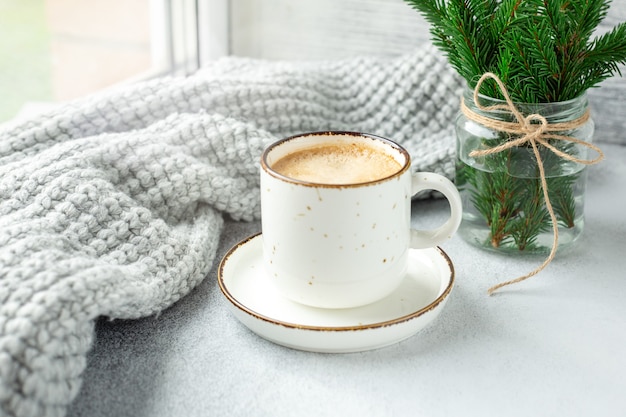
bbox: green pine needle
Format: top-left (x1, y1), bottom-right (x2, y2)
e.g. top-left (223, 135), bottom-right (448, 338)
top-left (407, 0), bottom-right (622, 252)
top-left (404, 0), bottom-right (626, 103)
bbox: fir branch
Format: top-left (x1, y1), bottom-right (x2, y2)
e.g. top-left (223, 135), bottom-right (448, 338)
top-left (548, 173), bottom-right (579, 228)
top-left (498, 25), bottom-right (546, 102)
top-left (404, 0), bottom-right (626, 103)
top-left (569, 0), bottom-right (611, 46)
top-left (445, 0), bottom-right (485, 79)
top-left (490, 0), bottom-right (524, 39)
top-left (578, 22), bottom-right (626, 89)
top-left (518, 18), bottom-right (561, 101)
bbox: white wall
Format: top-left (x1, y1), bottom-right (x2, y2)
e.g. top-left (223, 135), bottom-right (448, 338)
top-left (230, 0), bottom-right (429, 60)
top-left (227, 0), bottom-right (626, 144)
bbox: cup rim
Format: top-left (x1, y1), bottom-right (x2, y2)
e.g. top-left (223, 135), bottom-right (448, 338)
top-left (261, 131), bottom-right (411, 188)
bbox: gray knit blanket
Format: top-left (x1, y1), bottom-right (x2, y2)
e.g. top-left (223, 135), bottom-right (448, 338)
top-left (0, 45), bottom-right (463, 417)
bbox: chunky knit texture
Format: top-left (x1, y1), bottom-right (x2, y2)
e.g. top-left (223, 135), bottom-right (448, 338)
top-left (0, 45), bottom-right (463, 417)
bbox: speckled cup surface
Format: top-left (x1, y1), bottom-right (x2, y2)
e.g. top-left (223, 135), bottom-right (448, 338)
top-left (260, 132), bottom-right (462, 309)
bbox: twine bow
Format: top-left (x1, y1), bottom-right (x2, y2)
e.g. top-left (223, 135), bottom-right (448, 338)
top-left (460, 73), bottom-right (604, 295)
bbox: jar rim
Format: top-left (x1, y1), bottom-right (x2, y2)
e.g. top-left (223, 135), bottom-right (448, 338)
top-left (463, 86), bottom-right (589, 121)
top-left (465, 86), bottom-right (588, 106)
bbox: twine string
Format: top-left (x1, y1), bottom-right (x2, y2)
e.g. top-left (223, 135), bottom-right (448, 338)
top-left (460, 73), bottom-right (604, 295)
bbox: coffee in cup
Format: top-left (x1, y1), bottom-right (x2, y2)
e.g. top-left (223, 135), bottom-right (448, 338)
top-left (270, 141), bottom-right (402, 184)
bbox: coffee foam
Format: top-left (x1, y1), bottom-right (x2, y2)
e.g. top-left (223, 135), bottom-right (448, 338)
top-left (271, 141), bottom-right (402, 184)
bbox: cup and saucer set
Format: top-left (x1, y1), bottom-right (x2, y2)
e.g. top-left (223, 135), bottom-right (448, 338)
top-left (218, 132), bottom-right (460, 353)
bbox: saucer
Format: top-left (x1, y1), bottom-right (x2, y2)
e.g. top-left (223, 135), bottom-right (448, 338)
top-left (218, 233), bottom-right (454, 353)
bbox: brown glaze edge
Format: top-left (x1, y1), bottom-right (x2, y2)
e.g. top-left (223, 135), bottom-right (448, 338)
top-left (218, 233), bottom-right (455, 332)
top-left (260, 131), bottom-right (411, 188)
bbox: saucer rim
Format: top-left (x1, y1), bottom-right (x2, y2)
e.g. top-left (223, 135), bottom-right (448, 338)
top-left (218, 233), bottom-right (455, 332)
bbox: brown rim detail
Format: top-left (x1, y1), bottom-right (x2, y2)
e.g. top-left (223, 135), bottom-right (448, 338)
top-left (217, 233), bottom-right (455, 332)
top-left (260, 131), bottom-right (411, 188)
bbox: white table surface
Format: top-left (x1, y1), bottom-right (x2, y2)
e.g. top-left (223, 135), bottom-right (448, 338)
top-left (67, 142), bottom-right (626, 417)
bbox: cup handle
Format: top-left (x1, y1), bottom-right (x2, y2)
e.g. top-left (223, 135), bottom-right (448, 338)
top-left (410, 172), bottom-right (463, 249)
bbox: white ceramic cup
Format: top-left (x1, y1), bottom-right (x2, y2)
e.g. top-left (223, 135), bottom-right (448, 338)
top-left (260, 131), bottom-right (462, 309)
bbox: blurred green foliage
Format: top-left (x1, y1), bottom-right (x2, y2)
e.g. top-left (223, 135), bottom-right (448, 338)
top-left (0, 0), bottom-right (53, 123)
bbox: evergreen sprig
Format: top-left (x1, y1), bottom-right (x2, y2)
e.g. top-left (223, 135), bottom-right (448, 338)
top-left (405, 0), bottom-right (626, 103)
top-left (407, 0), bottom-right (623, 252)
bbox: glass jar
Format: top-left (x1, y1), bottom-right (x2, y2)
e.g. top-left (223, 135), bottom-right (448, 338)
top-left (455, 88), bottom-right (595, 254)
